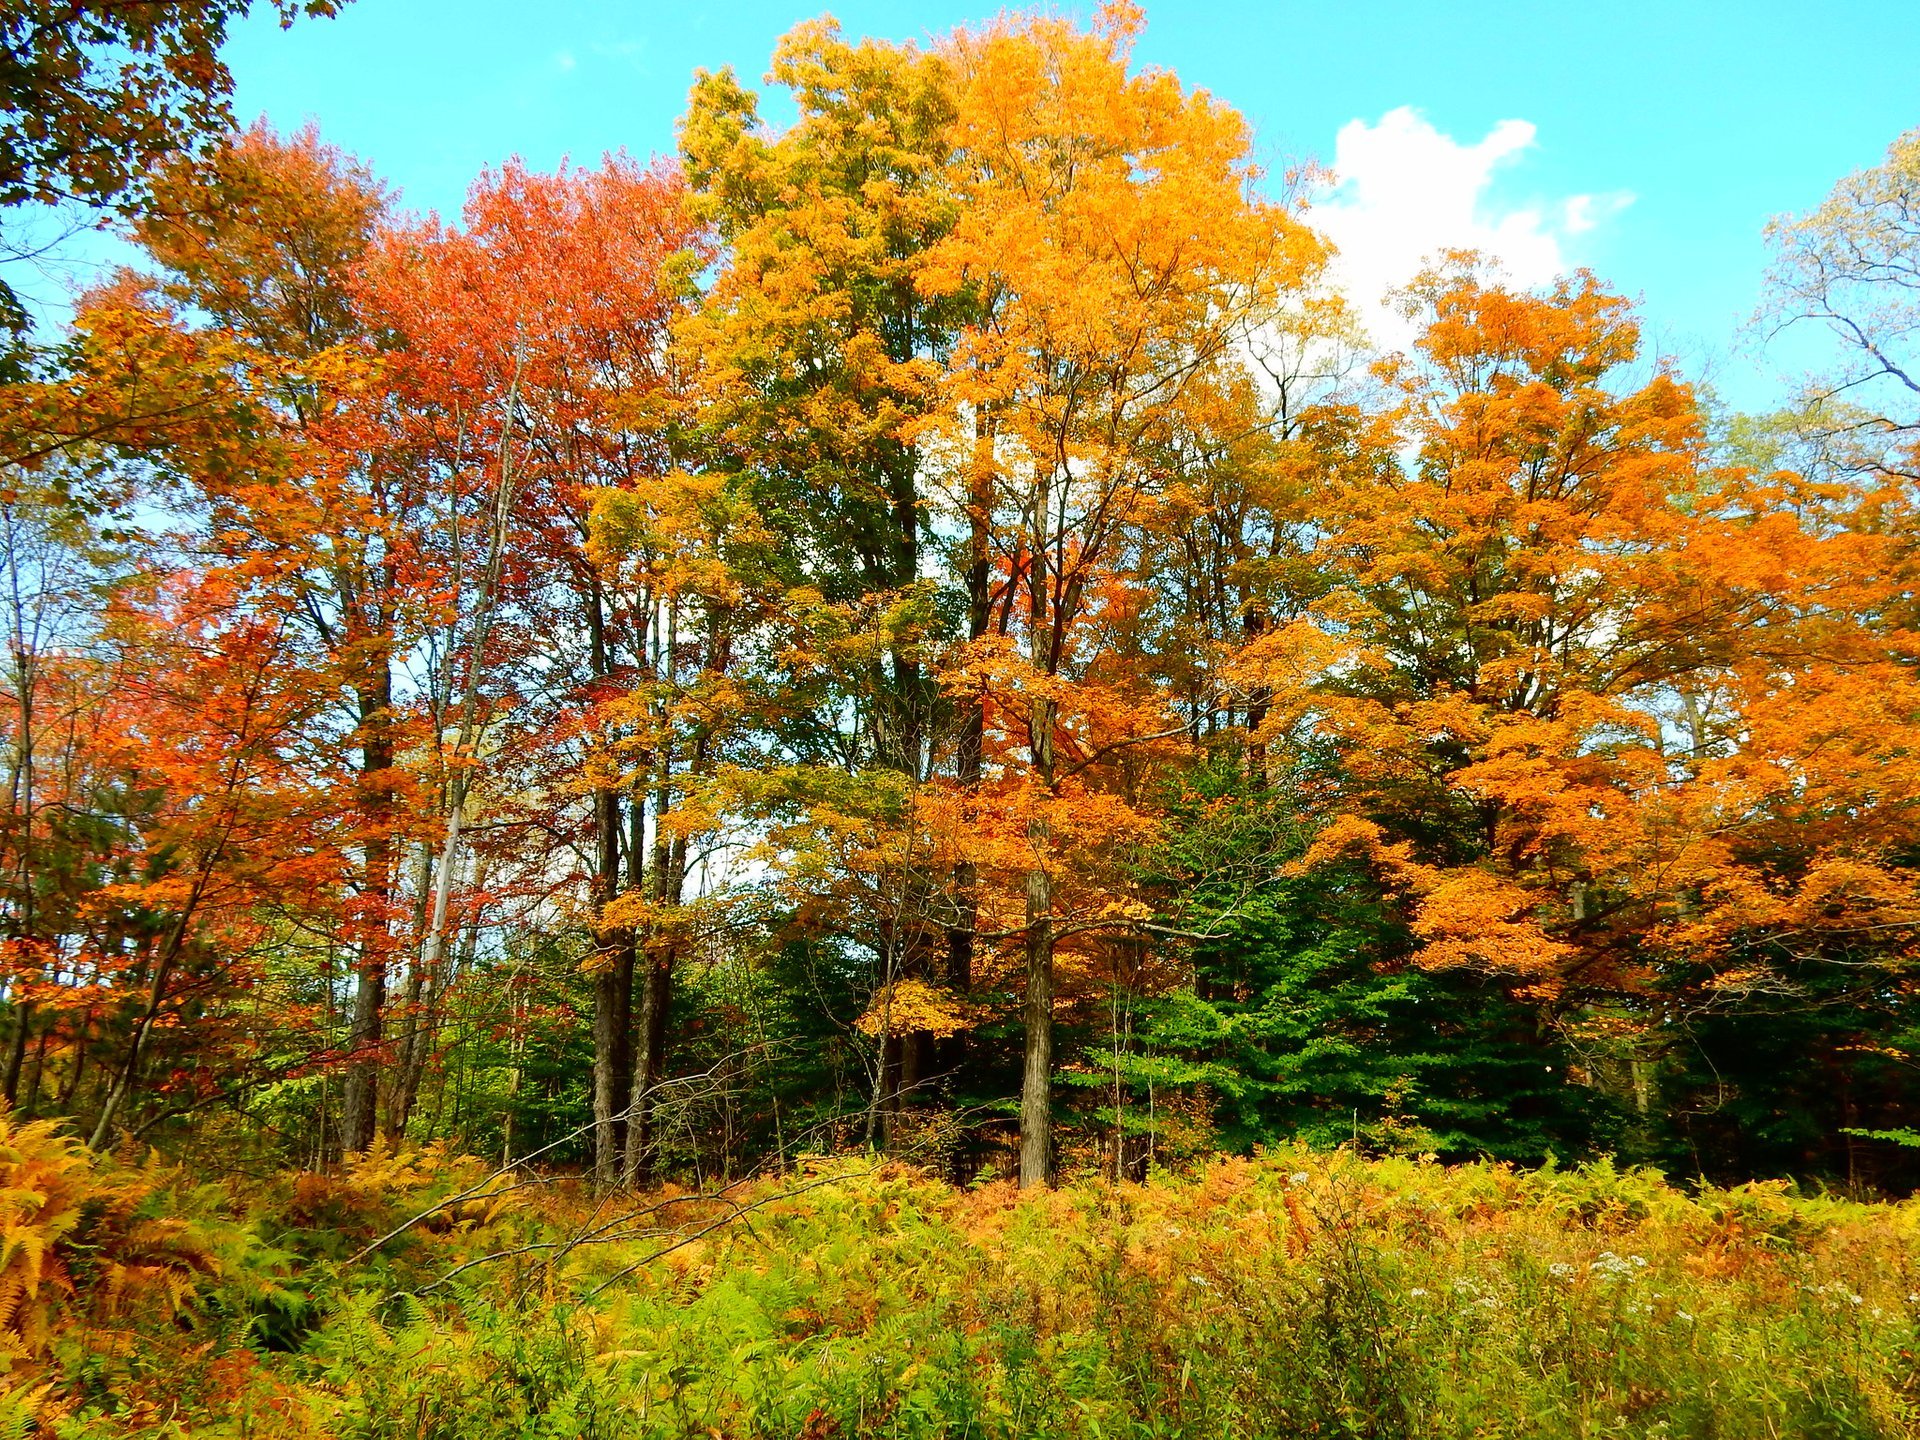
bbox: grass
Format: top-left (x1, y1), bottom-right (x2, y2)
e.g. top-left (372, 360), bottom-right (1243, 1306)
top-left (12, 1141), bottom-right (1920, 1437)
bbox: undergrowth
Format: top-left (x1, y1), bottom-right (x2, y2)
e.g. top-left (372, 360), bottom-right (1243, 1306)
top-left (0, 1113), bottom-right (1915, 1438)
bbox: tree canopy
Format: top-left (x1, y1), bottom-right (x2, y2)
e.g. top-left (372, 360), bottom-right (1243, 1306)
top-left (2, 2), bottom-right (1918, 1200)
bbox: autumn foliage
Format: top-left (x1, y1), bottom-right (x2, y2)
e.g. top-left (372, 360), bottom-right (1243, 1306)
top-left (2, 0), bottom-right (1920, 1220)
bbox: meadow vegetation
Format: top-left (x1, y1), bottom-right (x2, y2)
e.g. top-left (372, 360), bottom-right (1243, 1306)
top-left (8, 2), bottom-right (1920, 1434)
top-left (3, 1112), bottom-right (1916, 1438)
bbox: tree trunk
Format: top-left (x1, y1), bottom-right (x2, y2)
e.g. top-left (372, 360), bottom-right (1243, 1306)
top-left (1018, 451), bottom-right (1059, 1188)
top-left (622, 807), bottom-right (682, 1188)
top-left (1018, 849), bottom-right (1054, 1189)
top-left (624, 945), bottom-right (671, 1186)
top-left (56, 1023), bottom-right (84, 1109)
top-left (21, 1020), bottom-right (47, 1118)
top-left (1018, 692), bottom-right (1057, 1189)
top-left (938, 438), bottom-right (994, 1167)
top-left (387, 842), bottom-right (438, 1142)
top-left (590, 953), bottom-right (633, 1186)
top-left (89, 915), bottom-right (191, 1150)
top-left (587, 572), bottom-right (635, 1189)
top-left (342, 670), bottom-right (395, 1155)
top-left (2, 1000), bottom-right (30, 1106)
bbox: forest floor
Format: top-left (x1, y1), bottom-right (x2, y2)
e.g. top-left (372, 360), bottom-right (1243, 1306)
top-left (6, 1124), bottom-right (1919, 1438)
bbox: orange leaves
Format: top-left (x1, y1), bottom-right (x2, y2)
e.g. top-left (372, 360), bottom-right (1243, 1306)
top-left (135, 122), bottom-right (384, 364)
top-left (1409, 870), bottom-right (1575, 980)
top-left (1290, 815), bottom-right (1577, 982)
top-left (1664, 855), bottom-right (1920, 968)
top-left (1410, 264), bottom-right (1640, 385)
top-left (1222, 619), bottom-right (1343, 730)
top-left (1258, 262), bottom-right (1920, 1001)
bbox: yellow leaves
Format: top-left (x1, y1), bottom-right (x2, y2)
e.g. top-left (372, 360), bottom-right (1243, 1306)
top-left (927, 0), bottom-right (1334, 491)
top-left (597, 891), bottom-right (665, 939)
top-left (0, 1112), bottom-right (107, 1366)
top-left (855, 978), bottom-right (974, 1039)
top-left (1221, 619), bottom-right (1343, 726)
top-left (0, 294), bottom-right (265, 474)
top-left (1793, 857), bottom-right (1920, 928)
top-left (586, 471), bottom-right (769, 606)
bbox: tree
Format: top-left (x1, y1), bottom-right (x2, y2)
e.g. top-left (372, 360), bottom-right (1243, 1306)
top-left (677, 20), bottom-right (976, 1143)
top-left (82, 581), bottom-right (339, 1150)
top-left (376, 155), bottom-right (707, 1180)
top-left (922, 0), bottom-right (1331, 1185)
top-left (112, 124), bottom-right (423, 1152)
top-left (1229, 260), bottom-right (1920, 1164)
top-left (0, 0), bottom-right (347, 361)
top-left (1759, 127), bottom-right (1920, 486)
top-left (0, 474), bottom-right (134, 1112)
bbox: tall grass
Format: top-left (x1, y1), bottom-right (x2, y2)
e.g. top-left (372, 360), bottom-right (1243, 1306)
top-left (16, 1138), bottom-right (1920, 1437)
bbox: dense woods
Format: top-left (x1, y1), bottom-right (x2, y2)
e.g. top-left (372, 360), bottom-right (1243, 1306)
top-left (15, 4), bottom-right (1920, 1436)
top-left (8, 0), bottom-right (1920, 1203)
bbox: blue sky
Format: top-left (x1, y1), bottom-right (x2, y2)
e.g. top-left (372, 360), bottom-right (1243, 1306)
top-left (200, 2), bottom-right (1920, 408)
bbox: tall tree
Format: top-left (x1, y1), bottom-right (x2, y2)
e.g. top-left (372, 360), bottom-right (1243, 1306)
top-left (923, 0), bottom-right (1330, 1185)
top-left (381, 155), bottom-right (706, 1180)
top-left (677, 20), bottom-right (974, 1137)
top-left (119, 124), bottom-right (422, 1152)
top-left (1759, 126), bottom-right (1920, 486)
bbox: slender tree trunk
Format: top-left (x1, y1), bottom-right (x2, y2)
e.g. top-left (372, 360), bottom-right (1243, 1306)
top-left (587, 581), bottom-right (635, 1189)
top-left (90, 921), bottom-right (188, 1150)
top-left (1018, 445), bottom-right (1060, 1189)
top-left (57, 1022), bottom-right (84, 1109)
top-left (388, 842), bottom-right (437, 1141)
top-left (1018, 678), bottom-right (1057, 1188)
top-left (5, 627), bottom-right (40, 1112)
top-left (2, 1000), bottom-right (30, 1106)
top-left (590, 789), bottom-right (634, 1191)
top-left (938, 434), bottom-right (995, 1170)
top-left (590, 954), bottom-right (631, 1187)
top-left (625, 945), bottom-right (671, 1185)
top-left (1018, 835), bottom-right (1054, 1189)
top-left (21, 1020), bottom-right (47, 1118)
top-left (341, 668), bottom-right (395, 1156)
top-left (384, 360), bottom-right (523, 1150)
top-left (623, 768), bottom-right (682, 1188)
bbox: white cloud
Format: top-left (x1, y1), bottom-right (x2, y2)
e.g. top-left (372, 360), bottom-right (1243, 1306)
top-left (1312, 106), bottom-right (1633, 353)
